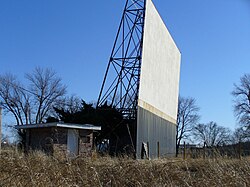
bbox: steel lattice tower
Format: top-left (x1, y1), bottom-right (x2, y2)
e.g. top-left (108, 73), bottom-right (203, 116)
top-left (97, 0), bottom-right (146, 119)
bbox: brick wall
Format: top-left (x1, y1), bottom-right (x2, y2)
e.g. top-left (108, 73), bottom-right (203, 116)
top-left (52, 128), bottom-right (68, 156)
top-left (79, 130), bottom-right (94, 155)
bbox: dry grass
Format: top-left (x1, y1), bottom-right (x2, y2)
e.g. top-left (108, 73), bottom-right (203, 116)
top-left (0, 149), bottom-right (250, 187)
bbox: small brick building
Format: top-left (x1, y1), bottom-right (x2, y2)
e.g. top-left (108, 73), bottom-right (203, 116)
top-left (16, 122), bottom-right (101, 157)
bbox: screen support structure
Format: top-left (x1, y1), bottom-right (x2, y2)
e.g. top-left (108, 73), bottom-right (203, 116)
top-left (97, 0), bottom-right (146, 120)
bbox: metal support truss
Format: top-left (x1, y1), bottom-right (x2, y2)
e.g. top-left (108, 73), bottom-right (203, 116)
top-left (97, 0), bottom-right (146, 119)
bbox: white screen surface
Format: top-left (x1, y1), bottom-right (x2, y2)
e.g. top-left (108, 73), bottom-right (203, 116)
top-left (138, 0), bottom-right (181, 122)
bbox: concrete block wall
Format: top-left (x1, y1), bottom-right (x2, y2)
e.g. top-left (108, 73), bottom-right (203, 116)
top-left (26, 127), bottom-right (94, 156)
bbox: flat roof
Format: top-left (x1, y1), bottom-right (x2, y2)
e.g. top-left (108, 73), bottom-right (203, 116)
top-left (15, 122), bottom-right (101, 131)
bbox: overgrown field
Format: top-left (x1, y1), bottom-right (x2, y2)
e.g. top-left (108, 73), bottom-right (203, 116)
top-left (0, 149), bottom-right (250, 187)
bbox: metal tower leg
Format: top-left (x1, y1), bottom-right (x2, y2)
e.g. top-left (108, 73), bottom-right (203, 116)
top-left (97, 0), bottom-right (146, 120)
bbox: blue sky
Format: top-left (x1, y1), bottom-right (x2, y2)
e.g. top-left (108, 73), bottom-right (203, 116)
top-left (0, 0), bottom-right (250, 133)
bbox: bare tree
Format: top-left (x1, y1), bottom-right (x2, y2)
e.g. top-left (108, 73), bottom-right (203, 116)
top-left (62, 95), bottom-right (82, 114)
top-left (193, 122), bottom-right (231, 147)
top-left (48, 95), bottom-right (82, 121)
top-left (1, 133), bottom-right (9, 144)
top-left (232, 127), bottom-right (250, 143)
top-left (26, 67), bottom-right (66, 124)
top-left (0, 74), bottom-right (31, 125)
top-left (232, 74), bottom-right (250, 129)
top-left (0, 67), bottom-right (66, 125)
top-left (176, 96), bottom-right (200, 156)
